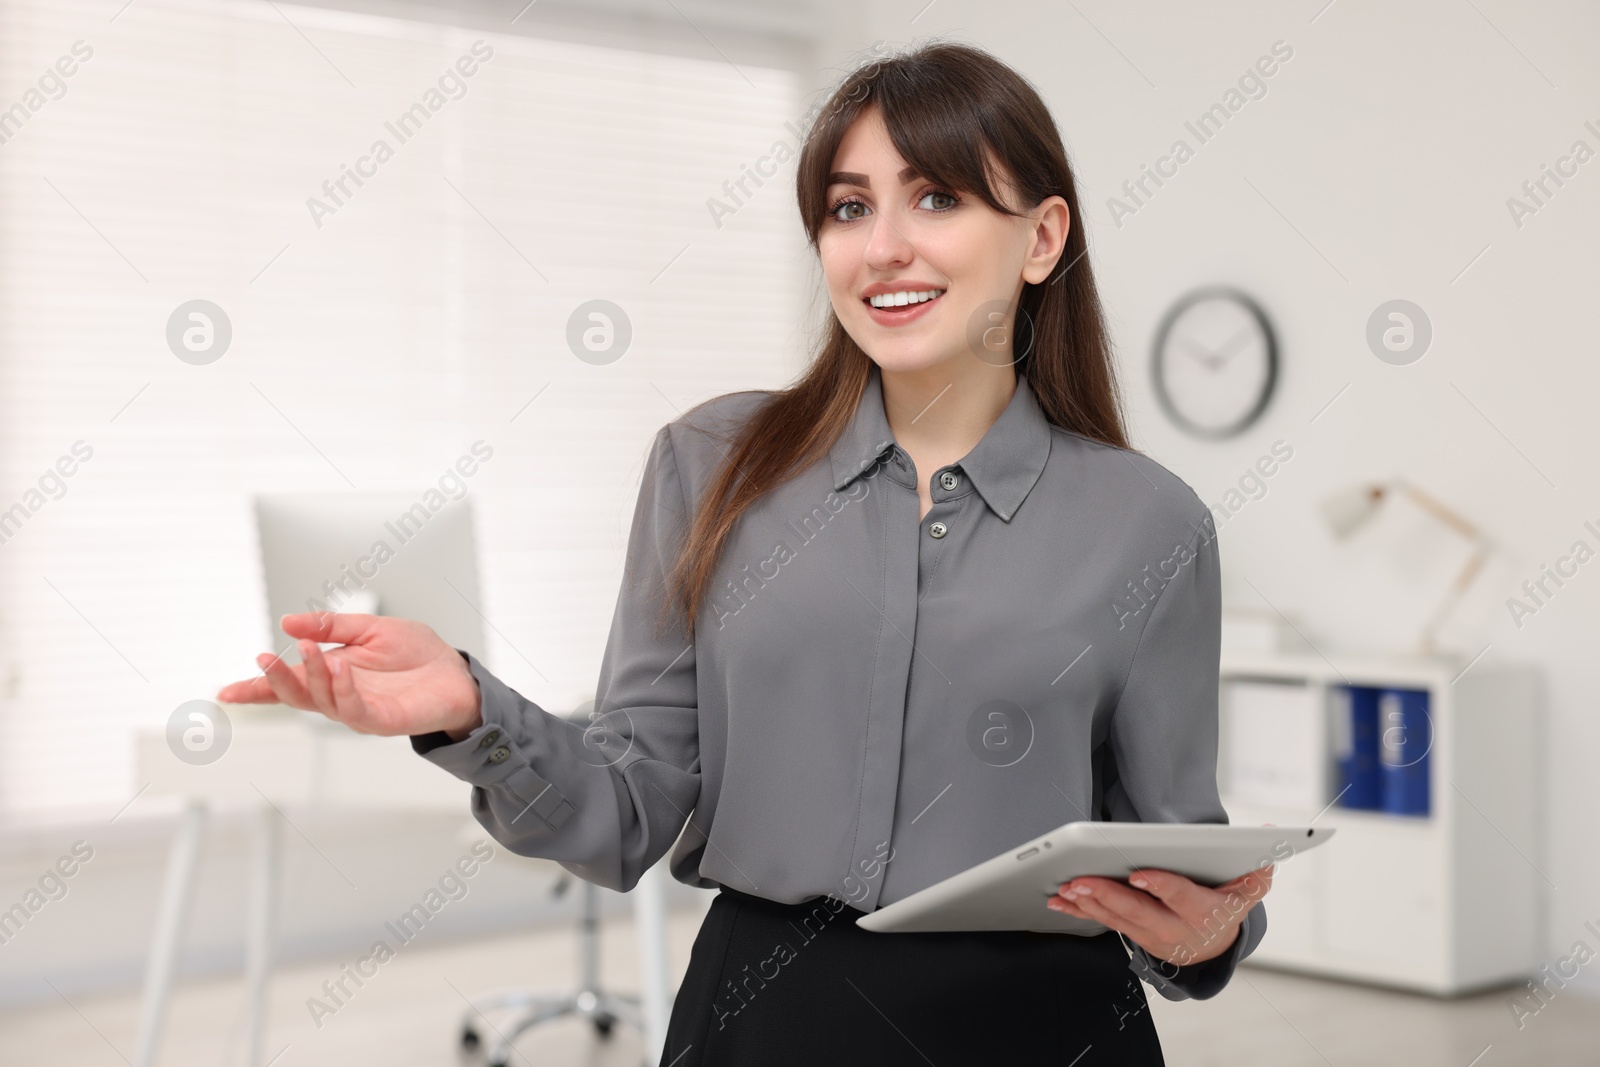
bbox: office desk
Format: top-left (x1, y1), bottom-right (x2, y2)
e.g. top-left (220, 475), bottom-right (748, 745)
top-left (131, 707), bottom-right (672, 1066)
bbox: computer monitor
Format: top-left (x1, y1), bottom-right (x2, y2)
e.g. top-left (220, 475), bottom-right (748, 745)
top-left (252, 492), bottom-right (489, 674)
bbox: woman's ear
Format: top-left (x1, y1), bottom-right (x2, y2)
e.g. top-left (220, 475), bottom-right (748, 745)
top-left (1021, 195), bottom-right (1071, 285)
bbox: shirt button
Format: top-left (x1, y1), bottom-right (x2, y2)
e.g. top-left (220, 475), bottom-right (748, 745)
top-left (929, 521), bottom-right (948, 539)
top-left (939, 471), bottom-right (959, 491)
top-left (477, 730), bottom-right (500, 748)
top-left (488, 746), bottom-right (511, 763)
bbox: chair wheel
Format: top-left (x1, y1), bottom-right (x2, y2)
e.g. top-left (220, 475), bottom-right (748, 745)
top-left (593, 1013), bottom-right (616, 1038)
top-left (459, 1026), bottom-right (480, 1050)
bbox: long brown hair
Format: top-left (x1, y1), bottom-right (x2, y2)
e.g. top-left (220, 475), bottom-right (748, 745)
top-left (657, 39), bottom-right (1127, 638)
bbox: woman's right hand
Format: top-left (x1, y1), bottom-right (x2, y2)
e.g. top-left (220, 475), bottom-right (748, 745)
top-left (215, 612), bottom-right (484, 741)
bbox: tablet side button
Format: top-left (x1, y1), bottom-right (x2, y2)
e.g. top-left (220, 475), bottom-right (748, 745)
top-left (1016, 847), bottom-right (1040, 861)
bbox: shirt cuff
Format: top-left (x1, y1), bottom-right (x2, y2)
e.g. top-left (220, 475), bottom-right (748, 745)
top-left (407, 648), bottom-right (577, 832)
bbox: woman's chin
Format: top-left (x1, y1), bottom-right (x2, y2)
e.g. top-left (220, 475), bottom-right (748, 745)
top-left (862, 349), bottom-right (944, 375)
top-left (859, 345), bottom-right (975, 377)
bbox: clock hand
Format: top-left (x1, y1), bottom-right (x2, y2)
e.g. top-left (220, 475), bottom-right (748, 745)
top-left (1180, 338), bottom-right (1226, 370)
top-left (1208, 324), bottom-right (1258, 366)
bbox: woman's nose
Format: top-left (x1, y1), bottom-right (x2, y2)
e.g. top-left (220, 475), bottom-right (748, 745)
top-left (862, 211), bottom-right (917, 269)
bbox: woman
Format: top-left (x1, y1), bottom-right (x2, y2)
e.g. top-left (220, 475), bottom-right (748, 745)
top-left (218, 40), bottom-right (1271, 1065)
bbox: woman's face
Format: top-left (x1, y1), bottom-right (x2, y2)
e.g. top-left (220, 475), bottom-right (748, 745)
top-left (818, 106), bottom-right (1069, 376)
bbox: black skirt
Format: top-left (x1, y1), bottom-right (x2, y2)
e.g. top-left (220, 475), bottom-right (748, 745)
top-left (662, 886), bottom-right (1165, 1066)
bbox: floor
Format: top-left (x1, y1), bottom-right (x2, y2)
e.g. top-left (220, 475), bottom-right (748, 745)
top-left (5, 898), bottom-right (1597, 1066)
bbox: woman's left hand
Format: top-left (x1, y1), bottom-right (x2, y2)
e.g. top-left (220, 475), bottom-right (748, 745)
top-left (1047, 864), bottom-right (1273, 967)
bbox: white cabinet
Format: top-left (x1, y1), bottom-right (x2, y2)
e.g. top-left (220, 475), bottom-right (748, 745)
top-left (1217, 653), bottom-right (1542, 994)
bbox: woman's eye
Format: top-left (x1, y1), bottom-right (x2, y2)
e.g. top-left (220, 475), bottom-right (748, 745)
top-left (919, 190), bottom-right (957, 211)
top-left (830, 199), bottom-right (868, 222)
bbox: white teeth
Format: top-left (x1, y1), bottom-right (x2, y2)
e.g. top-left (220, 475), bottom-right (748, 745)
top-left (868, 288), bottom-right (944, 309)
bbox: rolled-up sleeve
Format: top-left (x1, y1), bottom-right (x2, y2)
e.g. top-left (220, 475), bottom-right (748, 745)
top-left (1102, 505), bottom-right (1267, 1001)
top-left (410, 424), bottom-right (700, 894)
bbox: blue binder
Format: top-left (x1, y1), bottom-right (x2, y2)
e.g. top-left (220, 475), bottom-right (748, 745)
top-left (1378, 687), bottom-right (1431, 816)
top-left (1330, 684), bottom-right (1381, 810)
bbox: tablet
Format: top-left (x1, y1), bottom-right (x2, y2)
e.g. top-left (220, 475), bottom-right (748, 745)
top-left (856, 821), bottom-right (1334, 934)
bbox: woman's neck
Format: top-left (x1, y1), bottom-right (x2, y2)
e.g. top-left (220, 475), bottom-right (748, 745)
top-left (877, 361), bottom-right (1018, 475)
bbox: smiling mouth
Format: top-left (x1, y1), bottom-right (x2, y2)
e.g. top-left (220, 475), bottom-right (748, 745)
top-left (864, 288), bottom-right (946, 313)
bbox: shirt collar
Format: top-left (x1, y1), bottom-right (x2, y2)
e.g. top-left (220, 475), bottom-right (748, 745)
top-left (828, 362), bottom-right (1053, 522)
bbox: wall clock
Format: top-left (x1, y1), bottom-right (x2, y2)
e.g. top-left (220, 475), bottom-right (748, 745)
top-left (1151, 287), bottom-right (1278, 439)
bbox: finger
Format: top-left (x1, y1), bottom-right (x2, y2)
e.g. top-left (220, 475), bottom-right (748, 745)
top-left (1069, 894), bottom-right (1191, 965)
top-left (1057, 874), bottom-right (1125, 897)
top-left (1127, 868), bottom-right (1213, 917)
top-left (216, 676), bottom-right (277, 704)
top-left (1046, 895), bottom-right (1090, 919)
top-left (1217, 864), bottom-right (1274, 901)
top-left (280, 610), bottom-right (376, 647)
top-left (1063, 892), bottom-right (1144, 941)
top-left (1211, 867), bottom-right (1274, 917)
top-left (300, 640), bottom-right (338, 719)
top-left (328, 654), bottom-right (374, 731)
top-left (257, 650), bottom-right (315, 710)
top-left (1125, 868), bottom-right (1246, 946)
top-left (1068, 878), bottom-right (1173, 932)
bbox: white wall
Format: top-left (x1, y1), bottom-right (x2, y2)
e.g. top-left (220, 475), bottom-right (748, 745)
top-left (812, 0), bottom-right (1600, 994)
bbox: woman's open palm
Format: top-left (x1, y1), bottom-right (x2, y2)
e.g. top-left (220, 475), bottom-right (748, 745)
top-left (214, 611), bottom-right (481, 738)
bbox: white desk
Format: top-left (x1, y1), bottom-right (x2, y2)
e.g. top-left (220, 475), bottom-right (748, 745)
top-left (131, 707), bottom-right (673, 1066)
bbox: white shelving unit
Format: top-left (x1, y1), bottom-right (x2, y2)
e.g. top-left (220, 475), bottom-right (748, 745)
top-left (1217, 652), bottom-right (1543, 995)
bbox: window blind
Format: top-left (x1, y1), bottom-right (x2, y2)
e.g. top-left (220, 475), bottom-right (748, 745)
top-left (0, 0), bottom-right (805, 820)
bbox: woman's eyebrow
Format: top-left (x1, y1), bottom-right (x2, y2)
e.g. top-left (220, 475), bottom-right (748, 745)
top-left (825, 165), bottom-right (922, 189)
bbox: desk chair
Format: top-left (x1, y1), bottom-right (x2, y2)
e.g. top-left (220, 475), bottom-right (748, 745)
top-left (459, 873), bottom-right (646, 1064)
top-left (457, 700), bottom-right (660, 1067)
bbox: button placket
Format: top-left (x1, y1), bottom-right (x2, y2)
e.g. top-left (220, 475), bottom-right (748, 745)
top-left (925, 470), bottom-right (954, 539)
top-left (846, 466), bottom-right (920, 913)
top-left (917, 490), bottom-right (964, 601)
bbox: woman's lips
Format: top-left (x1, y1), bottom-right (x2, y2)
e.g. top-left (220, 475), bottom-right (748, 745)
top-left (863, 291), bottom-right (944, 327)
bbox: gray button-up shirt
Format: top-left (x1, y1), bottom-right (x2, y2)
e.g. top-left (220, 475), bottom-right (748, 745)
top-left (413, 362), bottom-right (1265, 1000)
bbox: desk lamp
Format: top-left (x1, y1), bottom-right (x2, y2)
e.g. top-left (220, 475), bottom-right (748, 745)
top-left (1319, 480), bottom-right (1489, 656)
